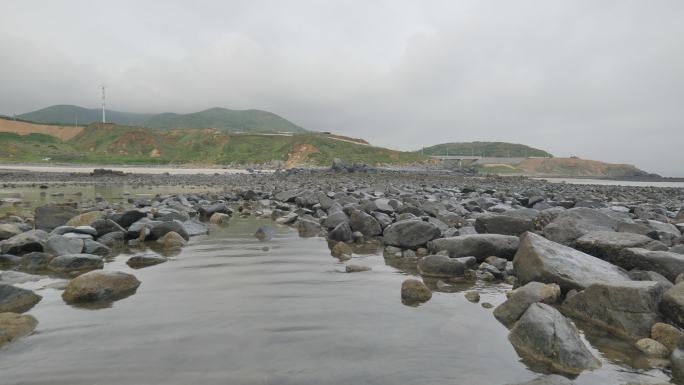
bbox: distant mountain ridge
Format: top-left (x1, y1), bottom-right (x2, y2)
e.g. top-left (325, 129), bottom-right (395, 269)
top-left (419, 141), bottom-right (553, 158)
top-left (18, 105), bottom-right (307, 133)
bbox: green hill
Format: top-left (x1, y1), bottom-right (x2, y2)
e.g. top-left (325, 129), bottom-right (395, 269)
top-left (0, 122), bottom-right (424, 166)
top-left (419, 141), bottom-right (553, 158)
top-left (18, 105), bottom-right (306, 133)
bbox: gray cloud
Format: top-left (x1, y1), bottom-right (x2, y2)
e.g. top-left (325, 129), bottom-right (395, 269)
top-left (1, 0), bottom-right (683, 175)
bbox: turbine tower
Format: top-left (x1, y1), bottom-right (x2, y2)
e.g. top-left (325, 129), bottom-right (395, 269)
top-left (101, 86), bottom-right (106, 123)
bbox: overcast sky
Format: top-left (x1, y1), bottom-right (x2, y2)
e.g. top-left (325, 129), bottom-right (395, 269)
top-left (1, 0), bottom-right (683, 176)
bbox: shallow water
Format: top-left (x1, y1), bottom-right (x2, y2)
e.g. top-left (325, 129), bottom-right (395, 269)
top-left (0, 187), bottom-right (674, 385)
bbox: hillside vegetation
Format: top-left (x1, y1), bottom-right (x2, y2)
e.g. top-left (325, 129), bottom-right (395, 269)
top-left (0, 119), bottom-right (423, 166)
top-left (18, 105), bottom-right (306, 133)
top-left (420, 141), bottom-right (552, 158)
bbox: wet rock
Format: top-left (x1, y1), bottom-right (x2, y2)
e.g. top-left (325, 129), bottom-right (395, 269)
top-left (21, 252), bottom-right (53, 272)
top-left (0, 223), bottom-right (23, 241)
top-left (97, 231), bottom-right (125, 247)
top-left (198, 203), bottom-right (232, 221)
top-left (47, 253), bottom-right (103, 275)
top-left (543, 207), bottom-right (619, 245)
top-left (0, 254), bottom-right (21, 268)
top-left (156, 231), bottom-right (187, 250)
top-left (628, 270), bottom-right (673, 290)
top-left (506, 375), bottom-right (574, 385)
top-left (328, 222), bottom-right (353, 242)
top-left (45, 234), bottom-right (84, 256)
top-left (82, 239), bottom-right (110, 256)
top-left (575, 231), bottom-right (667, 263)
top-left (34, 204), bottom-right (79, 231)
top-left (508, 303), bottom-right (600, 374)
top-left (635, 338), bottom-right (669, 358)
top-left (562, 281), bottom-right (663, 340)
top-left (331, 242), bottom-right (352, 260)
top-left (494, 282), bottom-right (561, 328)
top-left (616, 248), bottom-right (684, 282)
top-left (126, 253), bottom-right (167, 268)
top-left (349, 209), bottom-right (382, 236)
top-left (297, 219), bottom-right (321, 237)
top-left (0, 312), bottom-right (38, 348)
top-left (464, 291), bottom-right (480, 303)
top-left (62, 270), bottom-right (141, 303)
top-left (111, 209), bottom-right (147, 228)
top-left (148, 220), bottom-right (189, 241)
top-left (209, 212), bottom-right (231, 226)
top-left (255, 225), bottom-right (277, 241)
top-left (0, 271), bottom-right (43, 285)
top-left (0, 230), bottom-right (48, 255)
top-left (475, 212), bottom-right (535, 236)
top-left (0, 284), bottom-right (41, 313)
top-left (660, 283), bottom-right (684, 328)
top-left (513, 232), bottom-right (631, 292)
top-left (481, 302), bottom-right (494, 309)
top-left (428, 234), bottom-right (519, 261)
top-left (651, 322), bottom-right (684, 352)
top-left (345, 264), bottom-right (371, 273)
top-left (91, 219), bottom-right (126, 237)
top-left (323, 211), bottom-right (348, 229)
top-left (65, 211), bottom-right (105, 227)
top-left (383, 219), bottom-right (441, 248)
top-left (183, 219), bottom-right (209, 236)
top-left (418, 255), bottom-right (473, 278)
top-left (401, 279), bottom-right (432, 305)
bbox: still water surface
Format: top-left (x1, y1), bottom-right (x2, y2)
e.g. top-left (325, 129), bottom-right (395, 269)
top-left (0, 185), bottom-right (674, 385)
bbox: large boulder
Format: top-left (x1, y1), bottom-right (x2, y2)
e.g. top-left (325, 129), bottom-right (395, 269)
top-left (147, 220), bottom-right (189, 241)
top-left (0, 223), bottom-right (23, 241)
top-left (543, 207), bottom-right (619, 245)
top-left (62, 271), bottom-right (140, 303)
top-left (110, 209), bottom-right (147, 228)
top-left (297, 219), bottom-right (322, 237)
top-left (475, 212), bottom-right (535, 236)
top-left (157, 231), bottom-right (187, 250)
top-left (65, 211), bottom-right (105, 227)
top-left (383, 219), bottom-right (441, 248)
top-left (428, 234), bottom-right (519, 261)
top-left (417, 255), bottom-right (474, 278)
top-left (349, 210), bottom-right (382, 236)
top-left (0, 284), bottom-right (41, 313)
top-left (328, 222), bottom-right (352, 242)
top-left (45, 234), bottom-right (84, 256)
top-left (322, 211), bottom-right (348, 229)
top-left (34, 204), bottom-right (79, 231)
top-left (615, 248), bottom-right (684, 282)
top-left (47, 253), bottom-right (103, 275)
top-left (198, 203), bottom-right (232, 221)
top-left (91, 219), bottom-right (125, 237)
top-left (0, 312), bottom-right (38, 348)
top-left (660, 282), bottom-right (684, 327)
top-left (493, 282), bottom-right (561, 328)
top-left (562, 281), bottom-right (663, 340)
top-left (513, 232), bottom-right (631, 292)
top-left (508, 303), bottom-right (600, 374)
top-left (574, 231), bottom-right (667, 263)
top-left (0, 230), bottom-right (48, 255)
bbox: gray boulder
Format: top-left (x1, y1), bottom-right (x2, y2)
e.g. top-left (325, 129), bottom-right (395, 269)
top-left (513, 232), bottom-right (631, 292)
top-left (616, 248), bottom-right (684, 282)
top-left (45, 234), bottom-right (84, 256)
top-left (297, 219), bottom-right (322, 237)
top-left (575, 231), bottom-right (667, 264)
top-left (417, 255), bottom-right (474, 278)
top-left (508, 303), bottom-right (600, 374)
top-left (562, 281), bottom-right (663, 340)
top-left (0, 223), bottom-right (23, 241)
top-left (182, 219), bottom-right (209, 236)
top-left (349, 210), bottom-right (382, 236)
top-left (82, 239), bottom-right (110, 255)
top-left (20, 252), bottom-right (53, 271)
top-left (110, 209), bottom-right (147, 228)
top-left (0, 230), bottom-right (48, 255)
top-left (147, 220), bottom-right (189, 241)
top-left (328, 222), bottom-right (352, 242)
top-left (383, 219), bottom-right (441, 248)
top-left (97, 231), bottom-right (125, 247)
top-left (0, 283), bottom-right (42, 313)
top-left (428, 234), bottom-right (519, 261)
top-left (91, 219), bottom-right (125, 237)
top-left (660, 282), bottom-right (684, 327)
top-left (62, 270), bottom-right (140, 303)
top-left (34, 204), bottom-right (78, 231)
top-left (198, 203), bottom-right (231, 221)
top-left (323, 211), bottom-right (348, 229)
top-left (543, 207), bottom-right (619, 245)
top-left (475, 212), bottom-right (535, 236)
top-left (126, 253), bottom-right (167, 268)
top-left (494, 282), bottom-right (561, 328)
top-left (48, 253), bottom-right (104, 274)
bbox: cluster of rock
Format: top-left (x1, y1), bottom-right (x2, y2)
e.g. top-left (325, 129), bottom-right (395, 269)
top-left (1, 169), bottom-right (684, 384)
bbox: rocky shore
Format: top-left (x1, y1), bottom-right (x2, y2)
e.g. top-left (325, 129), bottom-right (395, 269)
top-left (1, 166), bottom-right (684, 384)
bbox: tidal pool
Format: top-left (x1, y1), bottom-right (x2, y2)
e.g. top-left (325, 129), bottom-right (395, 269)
top-left (0, 185), bottom-right (674, 385)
